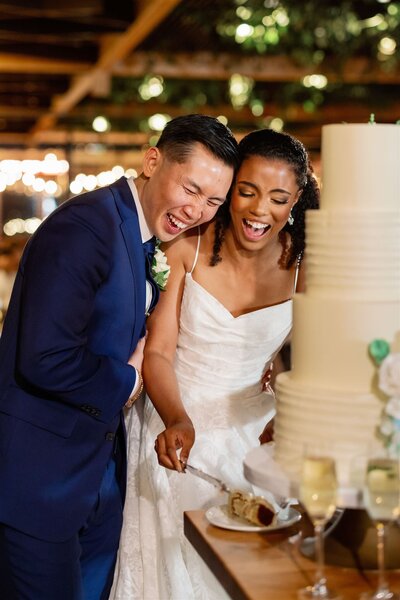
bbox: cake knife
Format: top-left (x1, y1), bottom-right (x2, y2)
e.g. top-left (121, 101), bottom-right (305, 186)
top-left (184, 463), bottom-right (231, 493)
top-left (184, 463), bottom-right (295, 517)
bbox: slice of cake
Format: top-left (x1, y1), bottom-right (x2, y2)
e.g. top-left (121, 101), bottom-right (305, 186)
top-left (228, 490), bottom-right (277, 526)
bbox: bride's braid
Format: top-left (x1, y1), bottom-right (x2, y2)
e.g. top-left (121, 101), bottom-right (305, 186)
top-left (209, 203), bottom-right (230, 266)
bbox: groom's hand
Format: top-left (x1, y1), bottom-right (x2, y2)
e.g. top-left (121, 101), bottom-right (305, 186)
top-left (154, 419), bottom-right (195, 472)
top-left (127, 333), bottom-right (147, 371)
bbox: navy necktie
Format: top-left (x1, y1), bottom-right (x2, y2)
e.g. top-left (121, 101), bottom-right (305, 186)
top-left (142, 237), bottom-right (159, 314)
top-left (142, 236), bottom-right (156, 261)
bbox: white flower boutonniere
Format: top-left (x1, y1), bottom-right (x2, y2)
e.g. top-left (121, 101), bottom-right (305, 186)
top-left (369, 339), bottom-right (400, 457)
top-left (151, 240), bottom-right (171, 291)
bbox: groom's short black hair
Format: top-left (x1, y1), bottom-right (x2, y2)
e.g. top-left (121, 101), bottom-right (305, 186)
top-left (156, 114), bottom-right (238, 169)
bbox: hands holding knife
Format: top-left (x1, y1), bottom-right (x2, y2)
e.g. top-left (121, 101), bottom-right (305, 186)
top-left (153, 415), bottom-right (195, 472)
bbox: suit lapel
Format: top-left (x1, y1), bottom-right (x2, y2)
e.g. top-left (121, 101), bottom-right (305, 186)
top-left (111, 177), bottom-right (147, 351)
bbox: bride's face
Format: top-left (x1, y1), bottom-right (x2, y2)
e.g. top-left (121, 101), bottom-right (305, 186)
top-left (229, 155), bottom-right (301, 250)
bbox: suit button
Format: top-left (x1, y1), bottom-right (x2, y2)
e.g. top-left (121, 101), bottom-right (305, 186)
top-left (105, 432), bottom-right (115, 442)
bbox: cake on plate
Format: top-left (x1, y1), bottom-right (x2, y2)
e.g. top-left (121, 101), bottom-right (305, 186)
top-left (274, 123), bottom-right (400, 486)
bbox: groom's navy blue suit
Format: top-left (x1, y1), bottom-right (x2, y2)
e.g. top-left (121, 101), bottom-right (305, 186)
top-left (0, 177), bottom-right (152, 598)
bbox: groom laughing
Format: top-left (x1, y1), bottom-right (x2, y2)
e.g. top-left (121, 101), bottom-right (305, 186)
top-left (0, 114), bottom-right (237, 600)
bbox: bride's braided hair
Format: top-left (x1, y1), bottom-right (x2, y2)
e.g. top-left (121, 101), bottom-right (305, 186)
top-left (210, 128), bottom-right (319, 268)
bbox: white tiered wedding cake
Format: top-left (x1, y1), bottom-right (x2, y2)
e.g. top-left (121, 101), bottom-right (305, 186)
top-left (274, 123), bottom-right (400, 486)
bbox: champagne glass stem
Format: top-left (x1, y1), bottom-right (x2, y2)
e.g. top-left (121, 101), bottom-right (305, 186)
top-left (376, 521), bottom-right (389, 595)
top-left (314, 522), bottom-right (328, 594)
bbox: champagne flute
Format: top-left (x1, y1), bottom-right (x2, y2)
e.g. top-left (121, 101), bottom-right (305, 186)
top-left (298, 450), bottom-right (340, 599)
top-left (360, 457), bottom-right (400, 600)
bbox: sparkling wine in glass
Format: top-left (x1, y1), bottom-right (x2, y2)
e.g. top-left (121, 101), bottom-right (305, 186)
top-left (360, 457), bottom-right (400, 600)
top-left (298, 454), bottom-right (341, 599)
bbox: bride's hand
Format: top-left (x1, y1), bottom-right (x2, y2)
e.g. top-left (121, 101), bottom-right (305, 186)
top-left (261, 362), bottom-right (273, 391)
top-left (154, 419), bottom-right (195, 472)
top-left (259, 418), bottom-right (274, 444)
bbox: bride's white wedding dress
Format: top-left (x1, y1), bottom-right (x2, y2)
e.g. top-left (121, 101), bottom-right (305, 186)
top-left (110, 241), bottom-right (297, 600)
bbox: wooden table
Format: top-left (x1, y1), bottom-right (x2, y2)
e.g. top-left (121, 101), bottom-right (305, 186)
top-left (184, 510), bottom-right (400, 600)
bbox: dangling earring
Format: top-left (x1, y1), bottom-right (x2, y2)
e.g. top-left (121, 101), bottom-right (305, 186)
top-left (288, 210), bottom-right (294, 226)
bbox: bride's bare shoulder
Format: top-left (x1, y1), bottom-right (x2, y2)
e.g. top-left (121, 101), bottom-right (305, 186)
top-left (161, 223), bottom-right (213, 271)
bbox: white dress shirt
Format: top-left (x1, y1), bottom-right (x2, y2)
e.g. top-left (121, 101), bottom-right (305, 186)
top-left (126, 177), bottom-right (154, 399)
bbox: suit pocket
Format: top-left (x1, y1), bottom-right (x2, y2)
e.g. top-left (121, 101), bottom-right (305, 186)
top-left (0, 386), bottom-right (78, 438)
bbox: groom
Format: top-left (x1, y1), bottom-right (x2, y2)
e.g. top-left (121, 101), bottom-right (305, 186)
top-left (0, 114), bottom-right (238, 599)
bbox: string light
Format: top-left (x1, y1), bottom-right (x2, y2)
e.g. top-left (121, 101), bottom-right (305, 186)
top-left (92, 116), bottom-right (110, 133)
top-left (379, 36), bottom-right (396, 55)
top-left (148, 114), bottom-right (170, 132)
top-left (303, 74), bottom-right (328, 89)
top-left (139, 75), bottom-right (164, 101)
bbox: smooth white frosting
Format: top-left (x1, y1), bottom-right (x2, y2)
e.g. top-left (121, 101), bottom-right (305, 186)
top-left (321, 124), bottom-right (400, 211)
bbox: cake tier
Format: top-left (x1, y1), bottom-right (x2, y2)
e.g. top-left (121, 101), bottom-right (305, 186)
top-left (274, 372), bottom-right (382, 485)
top-left (321, 124), bottom-right (400, 211)
top-left (305, 210), bottom-right (400, 299)
top-left (289, 294), bottom-right (400, 390)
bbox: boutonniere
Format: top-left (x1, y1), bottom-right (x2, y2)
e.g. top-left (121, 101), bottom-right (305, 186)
top-left (369, 339), bottom-right (400, 457)
top-left (151, 240), bottom-right (171, 291)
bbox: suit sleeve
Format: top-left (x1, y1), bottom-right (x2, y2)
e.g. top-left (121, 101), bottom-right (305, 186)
top-left (16, 202), bottom-right (136, 423)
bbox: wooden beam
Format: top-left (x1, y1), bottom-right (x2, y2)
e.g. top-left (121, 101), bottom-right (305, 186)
top-left (29, 0), bottom-right (183, 136)
top-left (0, 130), bottom-right (149, 147)
top-left (1, 49), bottom-right (399, 85)
top-left (115, 52), bottom-right (400, 84)
top-left (2, 95), bottom-right (399, 132)
top-left (63, 100), bottom-right (400, 124)
top-left (0, 129), bottom-right (325, 155)
top-left (0, 106), bottom-right (43, 118)
top-left (0, 53), bottom-right (91, 75)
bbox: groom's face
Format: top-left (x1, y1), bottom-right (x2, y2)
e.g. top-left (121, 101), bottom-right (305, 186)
top-left (141, 143), bottom-right (233, 242)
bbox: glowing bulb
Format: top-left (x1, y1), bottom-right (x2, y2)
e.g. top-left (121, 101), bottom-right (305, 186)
top-left (70, 180), bottom-right (83, 195)
top-left (92, 116), bottom-right (110, 133)
top-left (148, 114), bottom-right (170, 132)
top-left (32, 178), bottom-right (45, 192)
top-left (44, 180), bottom-right (58, 195)
top-left (302, 74), bottom-right (328, 89)
top-left (379, 36), bottom-right (396, 55)
top-left (112, 165), bottom-right (125, 179)
top-left (25, 218), bottom-right (42, 234)
top-left (270, 117), bottom-right (284, 131)
top-left (83, 175), bottom-right (97, 191)
top-left (235, 23), bottom-right (254, 42)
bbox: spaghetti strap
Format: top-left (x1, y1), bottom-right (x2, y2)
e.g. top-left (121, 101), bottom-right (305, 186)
top-left (189, 227), bottom-right (201, 274)
top-left (293, 254), bottom-right (302, 294)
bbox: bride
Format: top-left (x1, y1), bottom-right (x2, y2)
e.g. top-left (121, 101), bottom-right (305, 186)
top-left (110, 128), bottom-right (319, 599)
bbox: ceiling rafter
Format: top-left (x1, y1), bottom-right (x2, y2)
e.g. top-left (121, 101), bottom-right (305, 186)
top-left (29, 0), bottom-right (183, 138)
top-left (0, 53), bottom-right (91, 75)
top-left (0, 102), bottom-right (400, 125)
top-left (1, 51), bottom-right (399, 85)
top-left (0, 130), bottom-right (149, 147)
top-left (116, 52), bottom-right (400, 85)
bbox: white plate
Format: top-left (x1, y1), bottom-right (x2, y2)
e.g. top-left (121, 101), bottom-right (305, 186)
top-left (205, 504), bottom-right (301, 532)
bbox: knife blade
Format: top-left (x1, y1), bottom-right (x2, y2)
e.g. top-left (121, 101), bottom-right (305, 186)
top-left (185, 464), bottom-right (231, 493)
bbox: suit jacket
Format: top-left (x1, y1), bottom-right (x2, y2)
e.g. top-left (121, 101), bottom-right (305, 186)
top-left (0, 177), bottom-right (147, 542)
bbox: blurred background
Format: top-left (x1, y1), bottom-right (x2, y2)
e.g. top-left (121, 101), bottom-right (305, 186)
top-left (0, 0), bottom-right (399, 311)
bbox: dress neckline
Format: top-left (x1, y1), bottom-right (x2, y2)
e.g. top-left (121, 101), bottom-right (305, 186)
top-left (186, 273), bottom-right (292, 320)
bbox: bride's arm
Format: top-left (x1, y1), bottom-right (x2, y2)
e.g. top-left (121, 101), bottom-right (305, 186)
top-left (143, 234), bottom-right (195, 472)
